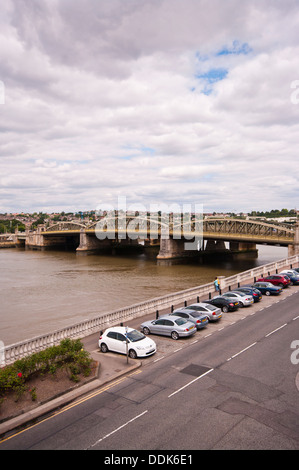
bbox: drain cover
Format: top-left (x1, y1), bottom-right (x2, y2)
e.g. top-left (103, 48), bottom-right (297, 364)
top-left (180, 363), bottom-right (211, 377)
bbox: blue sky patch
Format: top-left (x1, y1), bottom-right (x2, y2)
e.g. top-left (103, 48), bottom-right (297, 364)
top-left (196, 68), bottom-right (228, 84)
top-left (194, 68), bottom-right (228, 95)
top-left (217, 40), bottom-right (252, 56)
top-left (193, 41), bottom-right (251, 95)
top-left (120, 145), bottom-right (156, 159)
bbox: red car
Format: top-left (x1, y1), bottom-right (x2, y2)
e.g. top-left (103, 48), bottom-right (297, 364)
top-left (257, 274), bottom-right (291, 288)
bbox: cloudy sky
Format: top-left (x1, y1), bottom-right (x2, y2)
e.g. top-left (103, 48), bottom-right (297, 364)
top-left (0, 0), bottom-right (299, 214)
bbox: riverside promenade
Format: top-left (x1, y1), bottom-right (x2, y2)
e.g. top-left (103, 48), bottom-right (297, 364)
top-left (0, 254), bottom-right (299, 437)
top-left (2, 254), bottom-right (299, 366)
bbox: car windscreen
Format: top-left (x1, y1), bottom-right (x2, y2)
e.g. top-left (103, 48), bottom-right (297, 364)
top-left (126, 330), bottom-right (146, 342)
top-left (174, 318), bottom-right (187, 325)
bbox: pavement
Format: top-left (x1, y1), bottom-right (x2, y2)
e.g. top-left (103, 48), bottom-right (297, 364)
top-left (0, 301), bottom-right (172, 439)
top-left (0, 337), bottom-right (142, 438)
top-left (0, 297), bottom-right (185, 439)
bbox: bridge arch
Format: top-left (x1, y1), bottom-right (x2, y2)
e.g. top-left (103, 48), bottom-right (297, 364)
top-left (202, 218), bottom-right (294, 244)
top-left (45, 221), bottom-right (86, 232)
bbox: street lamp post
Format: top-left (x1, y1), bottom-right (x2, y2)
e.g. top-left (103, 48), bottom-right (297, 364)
top-left (125, 326), bottom-right (129, 363)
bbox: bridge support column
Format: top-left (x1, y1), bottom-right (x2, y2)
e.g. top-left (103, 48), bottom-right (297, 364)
top-left (205, 240), bottom-right (216, 251)
top-left (229, 241), bottom-right (258, 258)
top-left (204, 240), bottom-right (228, 252)
top-left (25, 227), bottom-right (47, 250)
top-left (230, 242), bottom-right (257, 251)
top-left (288, 221), bottom-right (299, 256)
top-left (77, 229), bottom-right (88, 253)
top-left (157, 238), bottom-right (199, 260)
top-left (11, 233), bottom-right (23, 247)
top-left (76, 229), bottom-right (112, 254)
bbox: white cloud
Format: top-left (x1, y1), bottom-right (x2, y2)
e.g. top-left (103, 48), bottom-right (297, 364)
top-left (0, 0), bottom-right (298, 213)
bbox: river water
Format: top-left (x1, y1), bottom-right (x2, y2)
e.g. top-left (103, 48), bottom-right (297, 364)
top-left (0, 244), bottom-right (288, 346)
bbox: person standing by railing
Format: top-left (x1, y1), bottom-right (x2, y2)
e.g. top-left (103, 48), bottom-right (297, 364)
top-left (214, 277), bottom-right (220, 292)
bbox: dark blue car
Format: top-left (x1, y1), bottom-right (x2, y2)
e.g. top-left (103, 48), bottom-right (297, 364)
top-left (279, 271), bottom-right (299, 285)
top-left (235, 286), bottom-right (262, 302)
top-left (251, 282), bottom-right (282, 296)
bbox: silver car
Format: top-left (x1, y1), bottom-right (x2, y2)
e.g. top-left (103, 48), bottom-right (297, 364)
top-left (141, 314), bottom-right (196, 340)
top-left (169, 309), bottom-right (209, 329)
top-left (184, 303), bottom-right (222, 321)
top-left (217, 291), bottom-right (254, 307)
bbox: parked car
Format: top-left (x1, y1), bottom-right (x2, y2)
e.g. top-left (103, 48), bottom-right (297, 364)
top-left (279, 270), bottom-right (299, 285)
top-left (257, 274), bottom-right (291, 288)
top-left (184, 303), bottom-right (222, 321)
top-left (216, 291), bottom-right (254, 307)
top-left (234, 286), bottom-right (262, 302)
top-left (280, 269), bottom-right (299, 276)
top-left (292, 267), bottom-right (299, 274)
top-left (141, 314), bottom-right (196, 340)
top-left (170, 309), bottom-right (209, 329)
top-left (203, 297), bottom-right (239, 313)
top-left (98, 326), bottom-right (156, 359)
top-left (251, 281), bottom-right (282, 296)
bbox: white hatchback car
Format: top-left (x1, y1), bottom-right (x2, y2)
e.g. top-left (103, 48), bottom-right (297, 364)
top-left (98, 326), bottom-right (156, 359)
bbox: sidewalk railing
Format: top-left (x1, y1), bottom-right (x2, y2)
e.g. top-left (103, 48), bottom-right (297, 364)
top-left (2, 254), bottom-right (298, 366)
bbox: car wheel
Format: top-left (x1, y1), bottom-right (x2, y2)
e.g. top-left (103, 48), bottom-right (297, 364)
top-left (265, 290), bottom-right (271, 296)
top-left (143, 327), bottom-right (150, 335)
top-left (222, 306), bottom-right (228, 313)
top-left (100, 343), bottom-right (108, 353)
top-left (279, 283), bottom-right (284, 287)
top-left (171, 331), bottom-right (179, 340)
top-left (129, 349), bottom-right (137, 359)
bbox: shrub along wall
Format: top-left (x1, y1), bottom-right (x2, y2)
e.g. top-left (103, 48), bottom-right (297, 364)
top-left (0, 338), bottom-right (93, 402)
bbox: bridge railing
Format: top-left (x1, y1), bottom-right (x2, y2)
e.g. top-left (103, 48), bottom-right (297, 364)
top-left (1, 254), bottom-right (298, 366)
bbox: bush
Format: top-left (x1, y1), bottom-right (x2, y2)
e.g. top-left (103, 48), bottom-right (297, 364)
top-left (0, 339), bottom-right (93, 399)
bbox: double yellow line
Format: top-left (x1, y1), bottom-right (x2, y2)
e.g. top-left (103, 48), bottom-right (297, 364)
top-left (0, 369), bottom-right (142, 444)
top-left (53, 369), bottom-right (142, 415)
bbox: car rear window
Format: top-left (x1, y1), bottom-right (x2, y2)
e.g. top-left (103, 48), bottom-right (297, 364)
top-left (107, 331), bottom-right (118, 339)
top-left (205, 305), bottom-right (216, 311)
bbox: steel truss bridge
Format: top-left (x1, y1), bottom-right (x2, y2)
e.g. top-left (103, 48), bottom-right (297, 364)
top-left (41, 217), bottom-right (295, 246)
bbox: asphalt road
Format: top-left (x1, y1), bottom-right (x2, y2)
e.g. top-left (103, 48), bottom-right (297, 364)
top-left (1, 288), bottom-right (299, 452)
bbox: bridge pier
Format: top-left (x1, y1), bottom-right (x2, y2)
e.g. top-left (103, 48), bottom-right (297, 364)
top-left (76, 229), bottom-right (142, 254)
top-left (202, 239), bottom-right (258, 259)
top-left (26, 227), bottom-right (79, 251)
top-left (288, 221), bottom-right (299, 256)
top-left (25, 227), bottom-right (47, 250)
top-left (157, 237), bottom-right (199, 260)
top-left (76, 229), bottom-right (112, 254)
top-left (229, 241), bottom-right (258, 259)
top-left (205, 240), bottom-right (227, 252)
